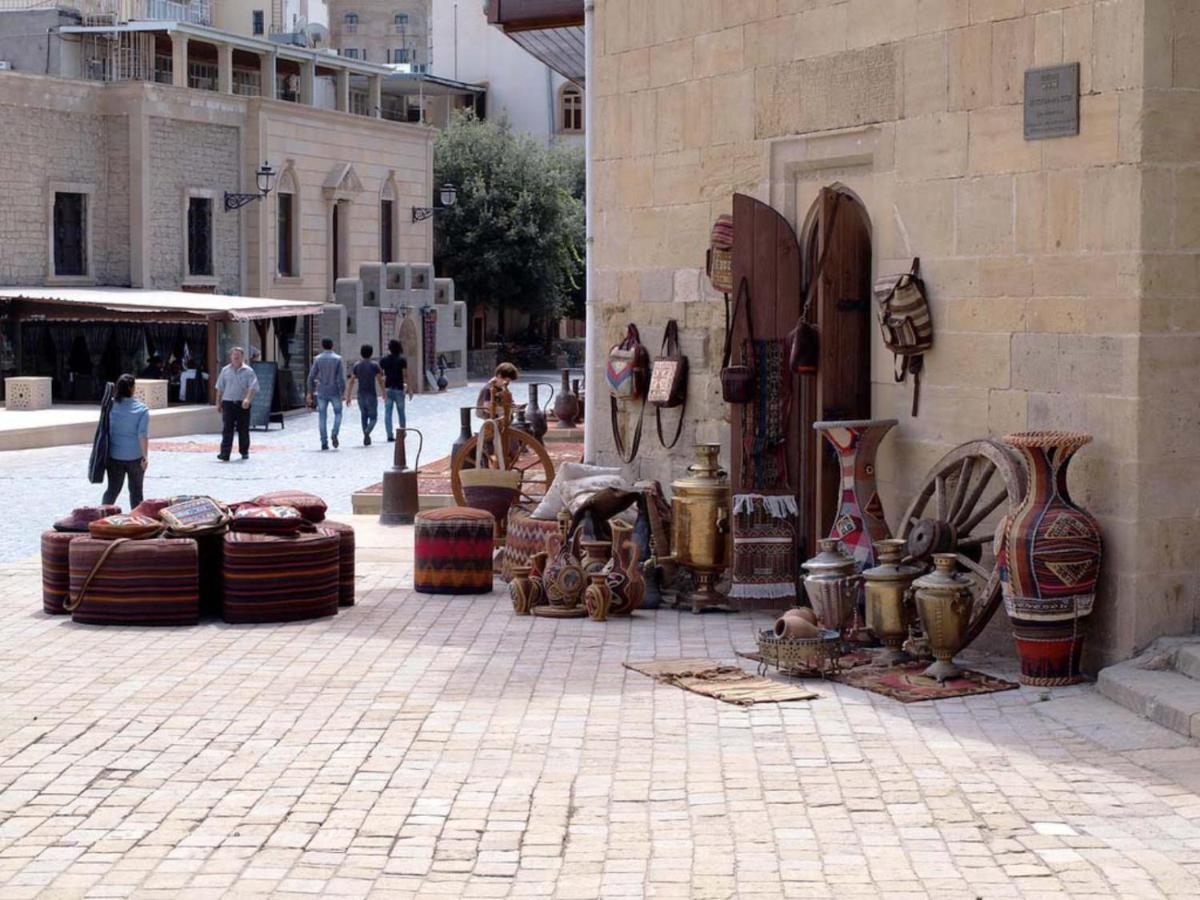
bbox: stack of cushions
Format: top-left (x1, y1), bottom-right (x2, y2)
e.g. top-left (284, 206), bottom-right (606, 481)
top-left (53, 505), bottom-right (121, 532)
top-left (532, 462), bottom-right (636, 526)
top-left (414, 507), bottom-right (495, 595)
top-left (316, 520), bottom-right (356, 607)
top-left (250, 490), bottom-right (327, 523)
top-left (230, 505), bottom-right (306, 534)
top-left (41, 531), bottom-right (82, 614)
top-left (67, 537), bottom-right (200, 626)
top-left (161, 497), bottom-right (232, 616)
top-left (222, 531), bottom-right (340, 623)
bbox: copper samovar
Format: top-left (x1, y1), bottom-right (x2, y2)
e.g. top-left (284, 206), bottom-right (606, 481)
top-left (659, 444), bottom-right (731, 613)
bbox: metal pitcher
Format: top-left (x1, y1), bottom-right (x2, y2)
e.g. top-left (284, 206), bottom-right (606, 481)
top-left (526, 382), bottom-right (555, 440)
top-left (802, 539), bottom-right (860, 634)
top-left (379, 427), bottom-right (423, 525)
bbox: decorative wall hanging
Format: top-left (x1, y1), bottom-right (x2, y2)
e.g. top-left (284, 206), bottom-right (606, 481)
top-left (874, 258), bottom-right (933, 416)
top-left (648, 319), bottom-right (688, 449)
top-left (729, 494), bottom-right (800, 606)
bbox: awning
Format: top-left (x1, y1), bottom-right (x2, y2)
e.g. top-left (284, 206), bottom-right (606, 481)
top-left (0, 287), bottom-right (331, 323)
top-left (486, 0), bottom-right (585, 86)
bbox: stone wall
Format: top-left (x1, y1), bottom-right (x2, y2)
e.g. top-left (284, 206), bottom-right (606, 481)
top-left (588, 0), bottom-right (1200, 665)
top-left (147, 117), bottom-right (241, 294)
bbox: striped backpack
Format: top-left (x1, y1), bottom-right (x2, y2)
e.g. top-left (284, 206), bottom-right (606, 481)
top-left (874, 257), bottom-right (932, 416)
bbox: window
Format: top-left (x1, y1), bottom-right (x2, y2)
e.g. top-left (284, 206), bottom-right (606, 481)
top-left (277, 192), bottom-right (295, 276)
top-left (186, 196), bottom-right (213, 277)
top-left (381, 199), bottom-right (393, 264)
top-left (560, 84), bottom-right (583, 133)
top-left (53, 192), bottom-right (87, 277)
top-left (395, 13), bottom-right (408, 26)
top-left (342, 47), bottom-right (359, 59)
top-left (391, 48), bottom-right (410, 63)
top-left (252, 9), bottom-right (264, 35)
top-left (344, 12), bottom-right (358, 24)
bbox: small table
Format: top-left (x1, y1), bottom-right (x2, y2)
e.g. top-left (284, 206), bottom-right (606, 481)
top-left (5, 377), bottom-right (52, 410)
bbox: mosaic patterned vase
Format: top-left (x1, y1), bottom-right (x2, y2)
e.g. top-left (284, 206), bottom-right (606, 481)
top-left (813, 419), bottom-right (897, 570)
top-left (604, 519), bottom-right (645, 616)
top-left (1002, 431), bottom-right (1102, 686)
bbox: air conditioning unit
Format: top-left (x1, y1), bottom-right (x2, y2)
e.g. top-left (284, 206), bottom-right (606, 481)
top-left (0, 61), bottom-right (13, 71)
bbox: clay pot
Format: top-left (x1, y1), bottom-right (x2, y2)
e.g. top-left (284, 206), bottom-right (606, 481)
top-left (584, 573), bottom-right (612, 622)
top-left (580, 539), bottom-right (612, 577)
top-left (605, 519), bottom-right (645, 615)
top-left (774, 609), bottom-right (821, 639)
top-left (553, 369), bottom-right (579, 428)
top-left (509, 565), bottom-right (536, 616)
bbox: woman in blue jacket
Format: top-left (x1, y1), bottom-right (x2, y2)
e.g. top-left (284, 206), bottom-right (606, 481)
top-left (102, 374), bottom-right (150, 507)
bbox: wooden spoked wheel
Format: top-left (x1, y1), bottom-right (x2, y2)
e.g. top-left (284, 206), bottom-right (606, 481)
top-left (899, 439), bottom-right (1027, 644)
top-left (450, 428), bottom-right (557, 515)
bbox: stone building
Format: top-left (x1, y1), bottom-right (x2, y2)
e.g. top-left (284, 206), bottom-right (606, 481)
top-left (570, 0), bottom-right (1200, 667)
top-left (328, 0), bottom-right (428, 68)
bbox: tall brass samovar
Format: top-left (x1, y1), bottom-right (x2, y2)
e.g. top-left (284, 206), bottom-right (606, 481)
top-left (660, 444), bottom-right (731, 613)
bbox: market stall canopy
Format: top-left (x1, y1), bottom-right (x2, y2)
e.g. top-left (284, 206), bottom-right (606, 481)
top-left (486, 0), bottom-right (585, 86)
top-left (0, 288), bottom-right (331, 323)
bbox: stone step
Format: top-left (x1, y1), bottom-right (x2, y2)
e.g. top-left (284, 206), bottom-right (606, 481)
top-left (1097, 639), bottom-right (1200, 740)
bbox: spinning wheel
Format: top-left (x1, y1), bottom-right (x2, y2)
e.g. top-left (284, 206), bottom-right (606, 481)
top-left (899, 439), bottom-right (1027, 643)
top-left (450, 426), bottom-right (556, 514)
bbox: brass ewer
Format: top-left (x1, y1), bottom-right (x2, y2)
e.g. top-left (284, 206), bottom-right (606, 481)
top-left (863, 539), bottom-right (923, 666)
top-left (659, 444), bottom-right (731, 613)
top-left (911, 553), bottom-right (973, 682)
top-left (801, 539), bottom-right (861, 635)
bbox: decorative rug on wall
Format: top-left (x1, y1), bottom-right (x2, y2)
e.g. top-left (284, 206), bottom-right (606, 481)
top-left (624, 658), bottom-right (819, 706)
top-left (829, 662), bottom-right (1019, 703)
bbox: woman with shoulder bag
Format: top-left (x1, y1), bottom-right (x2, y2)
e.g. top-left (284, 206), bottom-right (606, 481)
top-left (101, 374), bottom-right (150, 507)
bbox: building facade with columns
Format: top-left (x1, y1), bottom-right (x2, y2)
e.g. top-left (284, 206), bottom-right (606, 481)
top-left (581, 0), bottom-right (1200, 668)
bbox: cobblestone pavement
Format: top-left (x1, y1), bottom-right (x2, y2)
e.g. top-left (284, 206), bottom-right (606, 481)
top-left (1, 521), bottom-right (1199, 898)
top-left (0, 378), bottom-right (496, 563)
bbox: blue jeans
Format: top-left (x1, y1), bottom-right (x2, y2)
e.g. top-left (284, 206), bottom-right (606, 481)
top-left (317, 395), bottom-right (342, 446)
top-left (359, 393), bottom-right (378, 436)
top-left (383, 388), bottom-right (406, 438)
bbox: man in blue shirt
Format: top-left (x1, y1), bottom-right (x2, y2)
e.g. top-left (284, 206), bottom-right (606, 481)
top-left (307, 337), bottom-right (346, 450)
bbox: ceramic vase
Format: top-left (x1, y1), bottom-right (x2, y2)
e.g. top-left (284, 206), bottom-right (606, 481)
top-left (528, 551), bottom-right (549, 609)
top-left (812, 418), bottom-right (897, 570)
top-left (527, 383), bottom-right (550, 440)
top-left (509, 565), bottom-right (536, 615)
top-left (604, 519), bottom-right (645, 615)
top-left (542, 511), bottom-right (585, 609)
top-left (553, 369), bottom-right (579, 428)
top-left (584, 573), bottom-right (612, 622)
top-left (1001, 431), bottom-right (1102, 686)
top-left (580, 539), bottom-right (612, 578)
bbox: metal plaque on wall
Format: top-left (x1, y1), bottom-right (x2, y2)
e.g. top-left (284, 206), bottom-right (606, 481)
top-left (1024, 63), bottom-right (1080, 140)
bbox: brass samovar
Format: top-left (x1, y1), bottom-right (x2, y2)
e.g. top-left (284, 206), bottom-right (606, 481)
top-left (659, 444), bottom-right (731, 613)
top-left (911, 554), bottom-right (972, 682)
top-left (863, 539), bottom-right (923, 666)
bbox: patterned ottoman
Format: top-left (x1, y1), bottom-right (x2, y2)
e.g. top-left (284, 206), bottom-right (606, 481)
top-left (41, 530), bottom-right (82, 615)
top-left (501, 511), bottom-right (562, 582)
top-left (317, 520), bottom-right (356, 607)
top-left (414, 507), bottom-right (495, 595)
top-left (67, 538), bottom-right (200, 626)
top-left (250, 490), bottom-right (328, 523)
top-left (222, 531), bottom-right (340, 624)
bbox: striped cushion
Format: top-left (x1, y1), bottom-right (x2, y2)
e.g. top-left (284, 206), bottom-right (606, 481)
top-left (230, 505), bottom-right (306, 534)
top-left (250, 490), bottom-right (328, 523)
top-left (54, 505), bottom-right (121, 533)
top-left (500, 512), bottom-right (561, 583)
top-left (414, 507), bottom-right (495, 595)
top-left (68, 538), bottom-right (200, 626)
top-left (222, 531), bottom-right (340, 624)
top-left (88, 515), bottom-right (164, 540)
top-left (41, 530), bottom-right (82, 615)
top-left (131, 498), bottom-right (173, 520)
top-left (317, 520), bottom-right (356, 607)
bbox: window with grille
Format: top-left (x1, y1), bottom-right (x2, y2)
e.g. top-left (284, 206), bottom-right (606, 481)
top-left (381, 199), bottom-right (393, 264)
top-left (277, 193), bottom-right (295, 276)
top-left (343, 47), bottom-right (359, 59)
top-left (392, 48), bottom-right (410, 63)
top-left (53, 192), bottom-right (87, 277)
top-left (187, 196), bottom-right (213, 277)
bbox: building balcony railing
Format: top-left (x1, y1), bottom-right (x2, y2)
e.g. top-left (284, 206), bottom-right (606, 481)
top-left (0, 0), bottom-right (212, 26)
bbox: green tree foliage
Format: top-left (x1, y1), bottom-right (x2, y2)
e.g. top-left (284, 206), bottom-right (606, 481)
top-left (434, 112), bottom-right (585, 339)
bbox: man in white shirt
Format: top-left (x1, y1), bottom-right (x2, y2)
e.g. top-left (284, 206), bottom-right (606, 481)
top-left (214, 346), bottom-right (259, 461)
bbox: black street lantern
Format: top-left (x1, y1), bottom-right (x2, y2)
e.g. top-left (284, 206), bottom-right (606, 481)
top-left (413, 182), bottom-right (458, 223)
top-left (224, 161), bottom-right (277, 212)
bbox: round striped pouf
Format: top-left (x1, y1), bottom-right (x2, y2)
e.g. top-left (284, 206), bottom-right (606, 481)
top-left (317, 521), bottom-right (356, 607)
top-left (67, 538), bottom-right (200, 626)
top-left (41, 530), bottom-right (82, 615)
top-left (414, 507), bottom-right (495, 595)
top-left (222, 531), bottom-right (340, 624)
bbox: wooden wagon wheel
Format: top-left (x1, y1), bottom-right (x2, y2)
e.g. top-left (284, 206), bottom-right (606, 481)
top-left (450, 428), bottom-right (557, 514)
top-left (899, 439), bottom-right (1027, 644)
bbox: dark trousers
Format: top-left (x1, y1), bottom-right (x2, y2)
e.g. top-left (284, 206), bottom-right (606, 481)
top-left (220, 400), bottom-right (251, 458)
top-left (102, 458), bottom-right (144, 507)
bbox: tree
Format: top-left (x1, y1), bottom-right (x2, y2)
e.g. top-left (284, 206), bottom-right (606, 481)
top-left (434, 112), bottom-right (585, 343)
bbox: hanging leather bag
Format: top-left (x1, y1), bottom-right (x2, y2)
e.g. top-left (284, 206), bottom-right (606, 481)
top-left (720, 278), bottom-right (755, 404)
top-left (648, 319), bottom-right (688, 449)
top-left (787, 192), bottom-right (842, 376)
top-left (874, 257), bottom-right (933, 415)
top-left (606, 323), bottom-right (649, 463)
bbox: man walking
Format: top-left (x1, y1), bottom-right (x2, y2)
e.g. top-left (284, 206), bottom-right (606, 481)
top-left (214, 346), bottom-right (258, 461)
top-left (307, 337), bottom-right (346, 450)
top-left (345, 344), bottom-right (386, 446)
top-left (378, 339), bottom-right (413, 443)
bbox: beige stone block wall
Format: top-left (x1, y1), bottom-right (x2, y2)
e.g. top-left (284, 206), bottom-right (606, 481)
top-left (590, 0), bottom-right (1198, 665)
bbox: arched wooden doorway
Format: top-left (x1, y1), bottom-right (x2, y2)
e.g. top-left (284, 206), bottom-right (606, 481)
top-left (799, 185), bottom-right (873, 546)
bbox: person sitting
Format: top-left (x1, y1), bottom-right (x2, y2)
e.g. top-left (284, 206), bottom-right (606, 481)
top-left (140, 355), bottom-right (165, 381)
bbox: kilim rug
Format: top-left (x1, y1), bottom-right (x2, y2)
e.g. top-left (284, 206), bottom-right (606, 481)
top-left (829, 661), bottom-right (1019, 703)
top-left (736, 648), bottom-right (875, 677)
top-left (624, 658), bottom-right (818, 706)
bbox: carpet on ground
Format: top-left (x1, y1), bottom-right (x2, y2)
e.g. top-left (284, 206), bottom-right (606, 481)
top-left (624, 657), bottom-right (819, 705)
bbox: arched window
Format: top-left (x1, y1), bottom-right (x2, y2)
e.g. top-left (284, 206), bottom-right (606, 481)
top-left (560, 84), bottom-right (583, 133)
top-left (275, 166), bottom-right (299, 278)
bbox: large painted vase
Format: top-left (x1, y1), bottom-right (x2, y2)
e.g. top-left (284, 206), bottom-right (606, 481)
top-left (603, 519), bottom-right (645, 616)
top-left (1001, 430), bottom-right (1102, 686)
top-left (813, 419), bottom-right (897, 570)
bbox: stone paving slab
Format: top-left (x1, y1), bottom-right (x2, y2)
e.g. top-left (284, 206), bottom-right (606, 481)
top-left (1, 525), bottom-right (1199, 896)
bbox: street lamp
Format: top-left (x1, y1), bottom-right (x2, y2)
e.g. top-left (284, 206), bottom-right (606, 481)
top-left (412, 182), bottom-right (458, 223)
top-left (224, 161), bottom-right (277, 212)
